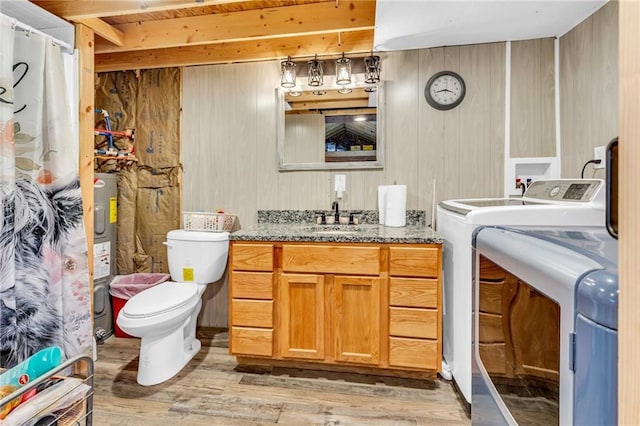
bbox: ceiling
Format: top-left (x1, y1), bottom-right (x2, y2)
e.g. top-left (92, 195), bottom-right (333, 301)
top-left (26, 0), bottom-right (607, 73)
top-left (374, 0), bottom-right (608, 51)
top-left (285, 88), bottom-right (374, 114)
top-left (29, 0), bottom-right (376, 72)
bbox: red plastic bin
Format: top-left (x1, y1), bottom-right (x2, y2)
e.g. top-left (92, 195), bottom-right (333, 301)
top-left (109, 273), bottom-right (170, 338)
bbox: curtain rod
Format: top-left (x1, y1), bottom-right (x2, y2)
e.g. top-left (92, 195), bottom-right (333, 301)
top-left (1, 12), bottom-right (74, 54)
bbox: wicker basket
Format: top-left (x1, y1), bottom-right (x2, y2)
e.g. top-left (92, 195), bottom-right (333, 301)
top-left (182, 211), bottom-right (236, 232)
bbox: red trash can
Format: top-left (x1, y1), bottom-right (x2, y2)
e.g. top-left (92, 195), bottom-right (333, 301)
top-left (109, 273), bottom-right (170, 338)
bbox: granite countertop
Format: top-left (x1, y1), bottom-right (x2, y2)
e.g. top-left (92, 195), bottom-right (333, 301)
top-left (230, 223), bottom-right (444, 244)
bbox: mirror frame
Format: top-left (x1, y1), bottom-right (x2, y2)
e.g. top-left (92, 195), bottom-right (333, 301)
top-left (277, 81), bottom-right (385, 171)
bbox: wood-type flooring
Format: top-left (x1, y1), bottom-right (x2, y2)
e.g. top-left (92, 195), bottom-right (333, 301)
top-left (92, 327), bottom-right (470, 425)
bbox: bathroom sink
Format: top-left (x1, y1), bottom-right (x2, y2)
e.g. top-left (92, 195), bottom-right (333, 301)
top-left (303, 225), bottom-right (361, 235)
top-left (312, 229), bottom-right (360, 235)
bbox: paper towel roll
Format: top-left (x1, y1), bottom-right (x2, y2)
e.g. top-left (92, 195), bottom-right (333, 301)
top-left (384, 185), bottom-right (407, 227)
top-left (377, 185), bottom-right (390, 225)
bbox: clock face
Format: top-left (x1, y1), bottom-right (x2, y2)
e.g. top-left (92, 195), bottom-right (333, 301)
top-left (425, 71), bottom-right (466, 110)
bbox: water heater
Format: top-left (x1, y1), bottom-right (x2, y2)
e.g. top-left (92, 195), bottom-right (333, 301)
top-left (93, 173), bottom-right (117, 341)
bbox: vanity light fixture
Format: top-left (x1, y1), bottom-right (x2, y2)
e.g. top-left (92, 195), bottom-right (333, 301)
top-left (307, 54), bottom-right (324, 87)
top-left (364, 53), bottom-right (381, 84)
top-left (338, 87), bottom-right (353, 94)
top-left (280, 56), bottom-right (297, 88)
top-left (364, 85), bottom-right (377, 93)
top-left (312, 90), bottom-right (327, 95)
top-left (288, 90), bottom-right (302, 97)
top-left (335, 53), bottom-right (352, 86)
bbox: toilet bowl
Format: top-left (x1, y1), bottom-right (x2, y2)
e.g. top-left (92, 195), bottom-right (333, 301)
top-left (116, 229), bottom-right (229, 386)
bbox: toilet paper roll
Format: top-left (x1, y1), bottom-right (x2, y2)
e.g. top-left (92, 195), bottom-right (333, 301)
top-left (384, 185), bottom-right (407, 227)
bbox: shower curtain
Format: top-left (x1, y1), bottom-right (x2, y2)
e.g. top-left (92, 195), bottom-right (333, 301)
top-left (0, 15), bottom-right (92, 368)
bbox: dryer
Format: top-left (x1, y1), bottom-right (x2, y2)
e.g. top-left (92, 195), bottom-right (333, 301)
top-left (472, 225), bottom-right (618, 425)
top-left (436, 179), bottom-right (605, 404)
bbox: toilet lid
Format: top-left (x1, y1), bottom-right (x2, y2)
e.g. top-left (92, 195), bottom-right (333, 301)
top-left (122, 281), bottom-right (200, 318)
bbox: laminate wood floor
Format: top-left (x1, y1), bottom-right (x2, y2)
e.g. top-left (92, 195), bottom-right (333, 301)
top-left (92, 328), bottom-right (470, 425)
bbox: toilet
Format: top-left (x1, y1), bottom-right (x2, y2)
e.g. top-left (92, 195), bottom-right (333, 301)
top-left (116, 229), bottom-right (229, 386)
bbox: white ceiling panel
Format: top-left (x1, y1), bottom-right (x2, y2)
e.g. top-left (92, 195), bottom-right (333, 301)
top-left (374, 0), bottom-right (608, 51)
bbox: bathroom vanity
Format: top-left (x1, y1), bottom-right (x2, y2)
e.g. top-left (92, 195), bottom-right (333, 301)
top-left (228, 221), bottom-right (444, 378)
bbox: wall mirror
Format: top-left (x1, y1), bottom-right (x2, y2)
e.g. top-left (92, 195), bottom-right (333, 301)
top-left (277, 82), bottom-right (384, 171)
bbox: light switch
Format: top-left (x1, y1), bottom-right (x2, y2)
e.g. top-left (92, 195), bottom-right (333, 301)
top-left (335, 174), bottom-right (346, 192)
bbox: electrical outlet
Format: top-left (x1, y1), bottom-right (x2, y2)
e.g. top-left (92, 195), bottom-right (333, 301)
top-left (335, 174), bottom-right (346, 191)
top-left (593, 146), bottom-right (606, 169)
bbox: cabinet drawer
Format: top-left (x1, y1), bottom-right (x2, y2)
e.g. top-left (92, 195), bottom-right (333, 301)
top-left (478, 342), bottom-right (507, 375)
top-left (231, 327), bottom-right (273, 356)
top-left (389, 247), bottom-right (440, 277)
top-left (389, 337), bottom-right (438, 370)
top-left (232, 243), bottom-right (274, 271)
top-left (282, 245), bottom-right (380, 275)
top-left (479, 255), bottom-right (507, 281)
top-left (479, 281), bottom-right (503, 315)
top-left (389, 307), bottom-right (438, 339)
top-left (231, 272), bottom-right (274, 300)
top-left (390, 278), bottom-right (438, 308)
top-left (478, 312), bottom-right (503, 343)
top-left (231, 300), bottom-right (273, 327)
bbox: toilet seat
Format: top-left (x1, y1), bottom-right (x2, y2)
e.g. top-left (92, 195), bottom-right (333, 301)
top-left (122, 281), bottom-right (199, 318)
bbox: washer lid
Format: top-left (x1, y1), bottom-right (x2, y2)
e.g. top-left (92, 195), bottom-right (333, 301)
top-left (122, 281), bottom-right (200, 318)
top-left (167, 229), bottom-right (229, 242)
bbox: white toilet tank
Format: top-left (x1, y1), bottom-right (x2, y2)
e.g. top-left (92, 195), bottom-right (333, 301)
top-left (166, 230), bottom-right (229, 284)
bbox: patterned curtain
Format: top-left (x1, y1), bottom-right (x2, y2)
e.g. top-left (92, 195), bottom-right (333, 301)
top-left (0, 15), bottom-right (92, 368)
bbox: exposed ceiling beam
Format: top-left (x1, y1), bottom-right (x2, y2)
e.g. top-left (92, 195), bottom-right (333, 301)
top-left (95, 29), bottom-right (374, 72)
top-left (76, 18), bottom-right (125, 46)
top-left (94, 1), bottom-right (375, 53)
top-left (29, 0), bottom-right (248, 20)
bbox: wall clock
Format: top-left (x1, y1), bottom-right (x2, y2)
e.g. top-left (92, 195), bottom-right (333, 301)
top-left (424, 71), bottom-right (466, 110)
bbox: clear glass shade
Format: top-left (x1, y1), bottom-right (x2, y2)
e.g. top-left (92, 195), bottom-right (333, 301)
top-left (335, 56), bottom-right (352, 85)
top-left (280, 58), bottom-right (296, 88)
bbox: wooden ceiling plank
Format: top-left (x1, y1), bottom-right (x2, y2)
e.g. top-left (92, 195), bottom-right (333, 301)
top-left (288, 99), bottom-right (369, 110)
top-left (93, 1), bottom-right (375, 54)
top-left (76, 18), bottom-right (125, 46)
top-left (95, 29), bottom-right (374, 72)
top-left (30, 0), bottom-right (252, 20)
top-left (286, 88), bottom-right (369, 102)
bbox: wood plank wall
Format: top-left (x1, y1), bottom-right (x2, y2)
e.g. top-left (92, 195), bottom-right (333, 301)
top-left (510, 38), bottom-right (556, 158)
top-left (182, 44), bottom-right (507, 227)
top-left (560, 0), bottom-right (618, 178)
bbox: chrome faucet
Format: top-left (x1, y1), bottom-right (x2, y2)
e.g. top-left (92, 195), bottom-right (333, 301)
top-left (331, 201), bottom-right (339, 222)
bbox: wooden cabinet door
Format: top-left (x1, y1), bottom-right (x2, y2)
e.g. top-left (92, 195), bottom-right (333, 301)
top-left (333, 276), bottom-right (380, 365)
top-left (280, 274), bottom-right (325, 360)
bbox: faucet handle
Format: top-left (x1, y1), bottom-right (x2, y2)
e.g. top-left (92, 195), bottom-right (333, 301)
top-left (314, 210), bottom-right (326, 224)
top-left (349, 210), bottom-right (362, 225)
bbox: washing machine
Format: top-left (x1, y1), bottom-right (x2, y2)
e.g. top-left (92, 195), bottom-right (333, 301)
top-left (435, 179), bottom-right (605, 404)
top-left (472, 225), bottom-right (618, 425)
top-left (93, 173), bottom-right (117, 341)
